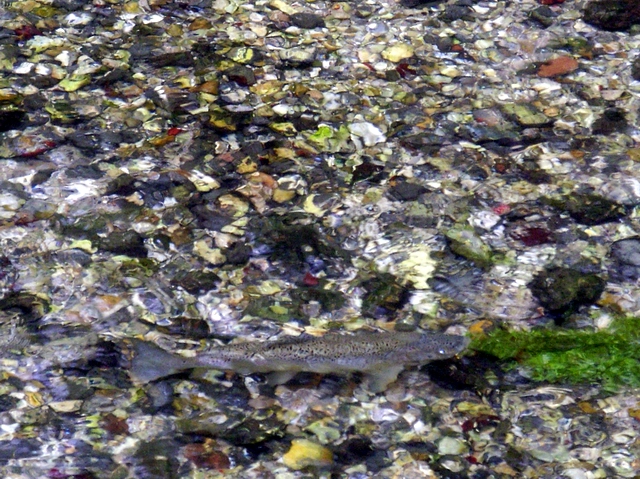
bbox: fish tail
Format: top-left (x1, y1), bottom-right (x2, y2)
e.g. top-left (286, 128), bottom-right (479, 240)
top-left (126, 339), bottom-right (195, 384)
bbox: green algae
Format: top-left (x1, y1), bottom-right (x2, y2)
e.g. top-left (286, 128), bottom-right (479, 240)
top-left (471, 316), bottom-right (640, 391)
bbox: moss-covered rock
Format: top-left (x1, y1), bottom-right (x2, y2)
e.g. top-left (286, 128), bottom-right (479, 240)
top-left (470, 316), bottom-right (640, 391)
top-left (544, 192), bottom-right (627, 225)
top-left (528, 267), bottom-right (605, 317)
top-left (445, 225), bottom-right (493, 268)
top-left (360, 273), bottom-right (409, 318)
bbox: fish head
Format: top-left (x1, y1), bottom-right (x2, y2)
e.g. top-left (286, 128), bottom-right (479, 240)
top-left (406, 333), bottom-right (470, 362)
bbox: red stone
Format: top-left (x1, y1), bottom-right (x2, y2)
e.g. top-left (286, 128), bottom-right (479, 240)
top-left (512, 227), bottom-right (553, 246)
top-left (492, 204), bottom-right (511, 215)
top-left (183, 444), bottom-right (231, 470)
top-left (15, 24), bottom-right (42, 40)
top-left (303, 272), bottom-right (319, 286)
top-left (537, 56), bottom-right (579, 77)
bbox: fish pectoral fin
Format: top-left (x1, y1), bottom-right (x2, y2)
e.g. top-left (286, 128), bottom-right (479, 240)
top-left (266, 370), bottom-right (298, 386)
top-left (364, 365), bottom-right (405, 393)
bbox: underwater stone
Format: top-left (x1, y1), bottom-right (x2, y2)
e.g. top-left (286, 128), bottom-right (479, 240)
top-left (445, 226), bottom-right (493, 268)
top-left (97, 230), bottom-right (147, 258)
top-left (583, 0), bottom-right (640, 31)
top-left (610, 237), bottom-right (640, 281)
top-left (290, 12), bottom-right (325, 29)
top-left (544, 192), bottom-right (627, 225)
top-left (529, 267), bottom-right (605, 317)
top-left (169, 270), bottom-right (221, 294)
top-left (283, 439), bottom-right (333, 470)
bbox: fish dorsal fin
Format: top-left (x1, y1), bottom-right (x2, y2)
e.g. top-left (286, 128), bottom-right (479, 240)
top-left (262, 334), bottom-right (314, 347)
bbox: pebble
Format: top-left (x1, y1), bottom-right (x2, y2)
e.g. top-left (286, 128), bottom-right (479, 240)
top-left (537, 56), bottom-right (579, 77)
top-left (583, 0), bottom-right (640, 31)
top-left (610, 237), bottom-right (640, 281)
top-left (283, 439), bottom-right (333, 470)
top-left (290, 12), bottom-right (325, 29)
top-left (381, 43), bottom-right (414, 63)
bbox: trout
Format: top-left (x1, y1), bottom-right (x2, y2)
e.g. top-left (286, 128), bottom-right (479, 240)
top-left (127, 330), bottom-right (469, 392)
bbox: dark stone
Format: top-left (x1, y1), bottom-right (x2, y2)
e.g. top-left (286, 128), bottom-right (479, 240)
top-left (95, 67), bottom-right (132, 85)
top-left (105, 173), bottom-right (136, 196)
top-left (52, 0), bottom-right (86, 11)
top-left (385, 69), bottom-right (402, 82)
top-left (0, 110), bottom-right (27, 132)
top-left (355, 4), bottom-right (375, 17)
top-left (0, 439), bottom-right (42, 461)
top-left (517, 159), bottom-right (552, 184)
top-left (610, 237), bottom-right (640, 281)
top-left (528, 267), bottom-right (605, 316)
top-left (225, 242), bottom-right (252, 265)
top-left (120, 129), bottom-right (144, 144)
top-left (22, 93), bottom-right (47, 111)
top-left (440, 5), bottom-right (473, 22)
top-left (0, 27), bottom-right (15, 40)
top-left (424, 356), bottom-right (482, 390)
top-left (170, 270), bottom-right (220, 294)
top-left (0, 395), bottom-right (19, 412)
top-left (86, 340), bottom-right (121, 369)
top-left (240, 140), bottom-right (265, 158)
top-left (190, 200), bottom-right (234, 230)
top-left (591, 108), bottom-right (628, 135)
top-left (335, 437), bottom-right (375, 464)
top-left (67, 131), bottom-right (100, 150)
top-left (290, 287), bottom-right (346, 312)
top-left (351, 161), bottom-right (385, 184)
top-left (398, 441), bottom-right (438, 461)
top-left (247, 216), bottom-right (350, 268)
top-left (0, 292), bottom-right (49, 323)
top-left (388, 180), bottom-right (428, 201)
top-left (133, 439), bottom-right (180, 479)
top-left (460, 124), bottom-right (520, 145)
top-left (400, 132), bottom-right (446, 155)
top-left (29, 75), bottom-right (59, 89)
top-left (161, 317), bottom-right (211, 339)
top-left (430, 35), bottom-right (454, 52)
top-left (55, 249), bottom-right (91, 266)
top-left (148, 51), bottom-right (194, 68)
top-left (400, 0), bottom-right (446, 8)
top-left (135, 173), bottom-right (192, 208)
top-left (0, 180), bottom-right (28, 200)
top-left (145, 381), bottom-right (175, 411)
top-left (289, 12), bottom-right (325, 29)
top-left (66, 164), bottom-right (103, 179)
top-left (96, 230), bottom-right (147, 258)
top-left (632, 57), bottom-right (640, 81)
top-left (219, 412), bottom-right (286, 446)
top-left (243, 296), bottom-right (308, 323)
top-left (99, 131), bottom-right (124, 149)
top-left (225, 64), bottom-right (256, 87)
top-left (529, 6), bottom-right (558, 27)
top-left (583, 0), bottom-right (640, 31)
top-left (360, 273), bottom-right (409, 318)
top-left (544, 192), bottom-right (627, 225)
top-left (137, 292), bottom-right (166, 315)
top-left (31, 169), bottom-right (56, 186)
top-left (466, 164), bottom-right (490, 181)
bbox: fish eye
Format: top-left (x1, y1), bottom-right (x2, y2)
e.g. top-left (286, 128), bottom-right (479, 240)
top-left (438, 349), bottom-right (446, 355)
